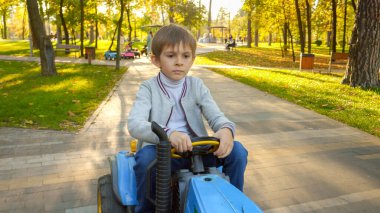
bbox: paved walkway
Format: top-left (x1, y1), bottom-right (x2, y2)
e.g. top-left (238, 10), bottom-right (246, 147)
top-left (0, 49), bottom-right (380, 213)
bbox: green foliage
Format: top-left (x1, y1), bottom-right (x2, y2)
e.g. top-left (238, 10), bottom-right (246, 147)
top-left (0, 60), bottom-right (126, 131)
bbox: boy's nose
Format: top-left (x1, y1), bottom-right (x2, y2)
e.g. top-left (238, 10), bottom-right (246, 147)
top-left (175, 57), bottom-right (183, 66)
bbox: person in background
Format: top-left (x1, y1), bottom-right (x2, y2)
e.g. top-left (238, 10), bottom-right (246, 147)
top-left (146, 31), bottom-right (153, 57)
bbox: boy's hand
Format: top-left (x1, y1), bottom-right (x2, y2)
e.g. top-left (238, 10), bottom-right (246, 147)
top-left (169, 131), bottom-right (193, 153)
top-left (213, 128), bottom-right (234, 158)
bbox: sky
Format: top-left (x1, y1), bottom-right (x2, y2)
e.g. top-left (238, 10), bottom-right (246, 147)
top-left (201, 0), bottom-right (244, 20)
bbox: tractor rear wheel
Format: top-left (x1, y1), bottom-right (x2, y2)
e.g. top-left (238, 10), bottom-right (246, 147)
top-left (97, 174), bottom-right (127, 213)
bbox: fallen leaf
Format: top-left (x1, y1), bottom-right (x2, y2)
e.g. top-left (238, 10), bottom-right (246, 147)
top-left (24, 120), bottom-right (34, 125)
top-left (67, 111), bottom-right (76, 116)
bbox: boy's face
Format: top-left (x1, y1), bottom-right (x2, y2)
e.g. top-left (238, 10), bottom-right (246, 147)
top-left (151, 42), bottom-right (195, 81)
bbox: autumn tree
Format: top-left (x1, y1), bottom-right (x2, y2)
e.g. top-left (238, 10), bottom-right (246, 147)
top-left (116, 0), bottom-right (124, 70)
top-left (0, 0), bottom-right (14, 39)
top-left (294, 0), bottom-right (305, 53)
top-left (331, 0), bottom-right (337, 52)
top-left (341, 0), bottom-right (379, 88)
top-left (26, 0), bottom-right (57, 76)
top-left (243, 0), bottom-right (255, 48)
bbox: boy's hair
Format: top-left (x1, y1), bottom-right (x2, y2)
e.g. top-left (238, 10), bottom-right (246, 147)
top-left (151, 24), bottom-right (197, 58)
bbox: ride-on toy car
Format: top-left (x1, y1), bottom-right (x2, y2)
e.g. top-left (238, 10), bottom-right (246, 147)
top-left (121, 51), bottom-right (135, 59)
top-left (97, 122), bottom-right (263, 213)
top-left (104, 50), bottom-right (117, 60)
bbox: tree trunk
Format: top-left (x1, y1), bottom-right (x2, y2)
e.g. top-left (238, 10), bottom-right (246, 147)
top-left (2, 11), bottom-right (7, 39)
top-left (57, 22), bottom-right (62, 44)
top-left (247, 10), bottom-right (252, 48)
top-left (22, 4), bottom-right (27, 40)
top-left (208, 0), bottom-right (212, 36)
top-left (95, 1), bottom-right (98, 48)
top-left (168, 5), bottom-right (174, 23)
top-left (126, 3), bottom-right (132, 41)
top-left (268, 32), bottom-right (272, 46)
top-left (331, 0), bottom-right (337, 52)
top-left (254, 28), bottom-right (259, 47)
top-left (351, 0), bottom-right (357, 11)
top-left (108, 25), bottom-right (118, 51)
top-left (288, 26), bottom-right (296, 62)
top-left (90, 25), bottom-right (94, 44)
top-left (44, 0), bottom-right (51, 35)
top-left (283, 23), bottom-right (288, 51)
top-left (342, 0), bottom-right (348, 53)
top-left (59, 0), bottom-right (69, 45)
top-left (294, 0), bottom-right (305, 53)
top-left (305, 0), bottom-right (312, 53)
top-left (80, 0), bottom-right (84, 57)
top-left (341, 0), bottom-right (380, 88)
top-left (26, 0), bottom-right (57, 76)
top-left (116, 0), bottom-right (124, 70)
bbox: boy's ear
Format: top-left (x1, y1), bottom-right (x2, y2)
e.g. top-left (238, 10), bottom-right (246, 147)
top-left (150, 54), bottom-right (161, 68)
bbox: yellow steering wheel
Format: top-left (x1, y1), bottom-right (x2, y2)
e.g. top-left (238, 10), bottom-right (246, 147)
top-left (171, 137), bottom-right (220, 158)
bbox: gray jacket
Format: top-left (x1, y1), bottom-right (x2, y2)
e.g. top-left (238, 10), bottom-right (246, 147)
top-left (127, 74), bottom-right (235, 149)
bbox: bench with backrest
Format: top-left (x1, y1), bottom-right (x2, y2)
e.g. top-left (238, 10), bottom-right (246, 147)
top-left (55, 44), bottom-right (80, 58)
top-left (328, 52), bottom-right (349, 73)
top-left (226, 41), bottom-right (237, 51)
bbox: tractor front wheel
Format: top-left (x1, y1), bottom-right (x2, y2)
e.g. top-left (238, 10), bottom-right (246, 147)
top-left (97, 174), bottom-right (127, 213)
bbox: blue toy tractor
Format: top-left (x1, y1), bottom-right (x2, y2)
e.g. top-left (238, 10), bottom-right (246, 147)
top-left (97, 122), bottom-right (263, 213)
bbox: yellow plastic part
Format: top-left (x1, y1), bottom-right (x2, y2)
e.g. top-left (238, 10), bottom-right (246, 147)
top-left (130, 139), bottom-right (137, 153)
top-left (171, 140), bottom-right (219, 158)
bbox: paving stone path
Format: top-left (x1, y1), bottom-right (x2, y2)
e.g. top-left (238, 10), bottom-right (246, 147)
top-left (0, 50), bottom-right (379, 213)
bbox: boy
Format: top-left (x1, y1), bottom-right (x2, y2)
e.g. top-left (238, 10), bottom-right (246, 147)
top-left (127, 24), bottom-right (248, 213)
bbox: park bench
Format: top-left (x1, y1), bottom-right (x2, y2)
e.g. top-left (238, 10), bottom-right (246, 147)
top-left (328, 52), bottom-right (349, 73)
top-left (226, 42), bottom-right (237, 51)
top-left (55, 44), bottom-right (80, 58)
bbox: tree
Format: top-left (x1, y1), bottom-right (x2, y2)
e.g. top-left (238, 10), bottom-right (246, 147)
top-left (331, 0), bottom-right (337, 52)
top-left (26, 0), bottom-right (57, 76)
top-left (341, 0), bottom-right (379, 88)
top-left (305, 0), bottom-right (312, 53)
top-left (243, 0), bottom-right (255, 48)
top-left (80, 0), bottom-right (84, 57)
top-left (294, 0), bottom-right (305, 53)
top-left (208, 0), bottom-right (212, 36)
top-left (116, 0), bottom-right (124, 70)
top-left (0, 0), bottom-right (14, 39)
top-left (59, 0), bottom-right (69, 45)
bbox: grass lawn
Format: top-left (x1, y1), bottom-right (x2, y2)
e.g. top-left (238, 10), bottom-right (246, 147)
top-left (195, 43), bottom-right (346, 71)
top-left (0, 60), bottom-right (126, 131)
top-left (195, 45), bottom-right (380, 138)
top-left (0, 39), bottom-right (145, 60)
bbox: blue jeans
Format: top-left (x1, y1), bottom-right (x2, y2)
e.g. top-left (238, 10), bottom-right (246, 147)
top-left (133, 141), bottom-right (248, 213)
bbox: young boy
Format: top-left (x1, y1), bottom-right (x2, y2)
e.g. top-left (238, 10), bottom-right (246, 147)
top-left (127, 24), bottom-right (248, 213)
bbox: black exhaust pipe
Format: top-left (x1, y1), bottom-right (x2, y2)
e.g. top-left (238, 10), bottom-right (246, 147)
top-left (151, 121), bottom-right (171, 213)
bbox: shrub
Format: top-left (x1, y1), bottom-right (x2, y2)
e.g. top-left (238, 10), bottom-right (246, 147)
top-left (315, 40), bottom-right (322, 46)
